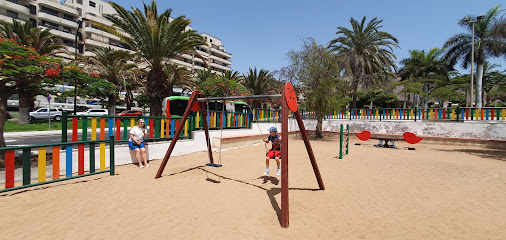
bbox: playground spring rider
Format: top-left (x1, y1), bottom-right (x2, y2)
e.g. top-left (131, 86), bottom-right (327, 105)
top-left (155, 82), bottom-right (325, 228)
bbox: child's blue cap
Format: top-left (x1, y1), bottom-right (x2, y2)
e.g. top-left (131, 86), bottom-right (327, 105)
top-left (268, 127), bottom-right (277, 132)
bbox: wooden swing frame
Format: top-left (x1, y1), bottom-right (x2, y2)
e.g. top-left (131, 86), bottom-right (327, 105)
top-left (155, 82), bottom-right (324, 228)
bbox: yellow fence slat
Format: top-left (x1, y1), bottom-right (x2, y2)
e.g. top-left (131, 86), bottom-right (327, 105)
top-left (38, 147), bottom-right (46, 182)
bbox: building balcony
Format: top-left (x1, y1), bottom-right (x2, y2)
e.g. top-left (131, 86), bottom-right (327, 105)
top-left (38, 12), bottom-right (78, 29)
top-left (84, 13), bottom-right (112, 26)
top-left (38, 0), bottom-right (78, 16)
top-left (1, 0), bottom-right (30, 16)
top-left (210, 62), bottom-right (231, 71)
top-left (48, 28), bottom-right (75, 40)
top-left (210, 55), bottom-right (232, 66)
top-left (83, 26), bottom-right (121, 42)
top-left (169, 58), bottom-right (193, 69)
top-left (210, 47), bottom-right (232, 59)
top-left (85, 38), bottom-right (109, 48)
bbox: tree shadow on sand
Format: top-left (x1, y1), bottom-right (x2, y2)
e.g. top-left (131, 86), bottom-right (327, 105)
top-left (435, 148), bottom-right (506, 162)
top-left (161, 166), bottom-right (322, 226)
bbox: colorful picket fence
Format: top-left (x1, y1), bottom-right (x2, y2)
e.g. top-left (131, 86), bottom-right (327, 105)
top-left (252, 109), bottom-right (281, 122)
top-left (61, 113), bottom-right (194, 146)
top-left (194, 111), bottom-right (251, 129)
top-left (1, 137), bottom-right (115, 193)
top-left (297, 107), bottom-right (506, 122)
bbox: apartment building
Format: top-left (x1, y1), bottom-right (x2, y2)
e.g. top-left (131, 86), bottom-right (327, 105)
top-left (0, 0), bottom-right (232, 74)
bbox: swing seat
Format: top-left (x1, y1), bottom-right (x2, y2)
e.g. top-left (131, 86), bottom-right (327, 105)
top-left (206, 163), bottom-right (223, 167)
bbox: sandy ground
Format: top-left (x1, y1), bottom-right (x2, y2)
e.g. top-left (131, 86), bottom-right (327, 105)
top-left (1, 136), bottom-right (506, 240)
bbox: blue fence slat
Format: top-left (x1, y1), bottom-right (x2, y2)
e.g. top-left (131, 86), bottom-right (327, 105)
top-left (66, 145), bottom-right (72, 177)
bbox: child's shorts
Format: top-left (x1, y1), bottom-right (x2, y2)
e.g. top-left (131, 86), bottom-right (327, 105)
top-left (266, 149), bottom-right (281, 159)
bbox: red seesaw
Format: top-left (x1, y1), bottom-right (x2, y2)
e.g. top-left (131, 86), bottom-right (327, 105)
top-left (356, 131), bottom-right (422, 149)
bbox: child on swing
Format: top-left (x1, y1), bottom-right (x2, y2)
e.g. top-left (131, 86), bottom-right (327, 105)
top-left (263, 127), bottom-right (281, 176)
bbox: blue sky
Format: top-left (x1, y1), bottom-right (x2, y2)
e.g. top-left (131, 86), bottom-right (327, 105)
top-left (112, 0), bottom-right (505, 75)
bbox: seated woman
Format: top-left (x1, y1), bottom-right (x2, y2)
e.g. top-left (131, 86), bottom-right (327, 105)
top-left (128, 119), bottom-right (149, 168)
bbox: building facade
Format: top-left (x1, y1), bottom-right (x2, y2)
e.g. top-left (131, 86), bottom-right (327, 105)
top-left (0, 0), bottom-right (232, 74)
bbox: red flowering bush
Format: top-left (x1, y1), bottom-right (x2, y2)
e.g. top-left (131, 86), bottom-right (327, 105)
top-left (45, 68), bottom-right (60, 77)
top-left (198, 77), bottom-right (250, 97)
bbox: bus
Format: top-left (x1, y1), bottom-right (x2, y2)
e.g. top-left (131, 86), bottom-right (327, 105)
top-left (162, 96), bottom-right (251, 117)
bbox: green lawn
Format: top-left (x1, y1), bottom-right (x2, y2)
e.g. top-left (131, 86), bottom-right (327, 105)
top-left (4, 119), bottom-right (111, 132)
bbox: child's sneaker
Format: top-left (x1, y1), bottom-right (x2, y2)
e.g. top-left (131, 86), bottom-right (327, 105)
top-left (276, 168), bottom-right (281, 176)
top-left (263, 169), bottom-right (269, 175)
top-left (140, 165), bottom-right (145, 169)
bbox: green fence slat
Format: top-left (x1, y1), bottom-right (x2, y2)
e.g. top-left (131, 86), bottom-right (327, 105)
top-left (22, 148), bottom-right (31, 185)
top-left (123, 119), bottom-right (128, 140)
top-left (82, 117), bottom-right (87, 141)
top-left (155, 119), bottom-right (160, 138)
top-left (89, 142), bottom-right (95, 173)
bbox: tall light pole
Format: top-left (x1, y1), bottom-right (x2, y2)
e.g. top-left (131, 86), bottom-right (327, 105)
top-left (73, 19), bottom-right (83, 114)
top-left (463, 15), bottom-right (484, 108)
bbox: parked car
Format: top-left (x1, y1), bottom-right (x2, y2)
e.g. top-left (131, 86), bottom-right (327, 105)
top-left (76, 109), bottom-right (109, 116)
top-left (29, 108), bottom-right (63, 121)
top-left (117, 110), bottom-right (142, 117)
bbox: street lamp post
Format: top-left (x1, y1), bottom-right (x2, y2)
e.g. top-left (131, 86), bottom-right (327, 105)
top-left (463, 15), bottom-right (484, 108)
top-left (73, 19), bottom-right (83, 114)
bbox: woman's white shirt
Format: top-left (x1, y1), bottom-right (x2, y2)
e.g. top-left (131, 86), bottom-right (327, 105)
top-left (129, 126), bottom-right (146, 143)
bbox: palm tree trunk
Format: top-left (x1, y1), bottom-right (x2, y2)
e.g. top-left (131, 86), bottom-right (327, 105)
top-left (315, 114), bottom-right (324, 139)
top-left (107, 95), bottom-right (116, 115)
top-left (17, 87), bottom-right (32, 125)
top-left (423, 83), bottom-right (429, 109)
top-left (0, 91), bottom-right (10, 148)
top-left (476, 64), bottom-right (484, 108)
top-left (146, 68), bottom-right (168, 117)
top-left (351, 80), bottom-right (359, 109)
top-left (126, 89), bottom-right (133, 110)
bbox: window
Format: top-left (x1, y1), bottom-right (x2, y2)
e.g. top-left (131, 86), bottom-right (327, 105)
top-left (30, 18), bottom-right (37, 27)
top-left (89, 1), bottom-right (96, 7)
top-left (50, 109), bottom-right (58, 112)
top-left (63, 14), bottom-right (75, 22)
top-left (41, 7), bottom-right (58, 17)
top-left (7, 10), bottom-right (18, 19)
top-left (38, 109), bottom-right (48, 112)
top-left (29, 5), bottom-right (36, 15)
top-left (76, 0), bottom-right (82, 4)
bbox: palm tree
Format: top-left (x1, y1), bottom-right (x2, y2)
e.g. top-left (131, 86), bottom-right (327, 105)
top-left (328, 16), bottom-right (399, 108)
top-left (193, 68), bottom-right (215, 86)
top-left (163, 63), bottom-right (194, 96)
top-left (443, 5), bottom-right (505, 108)
top-left (0, 19), bottom-right (64, 124)
top-left (242, 68), bottom-right (279, 108)
top-left (82, 47), bottom-right (137, 115)
top-left (399, 48), bottom-right (451, 108)
top-left (223, 70), bottom-right (241, 82)
top-left (102, 1), bottom-right (205, 116)
top-left (481, 62), bottom-right (506, 106)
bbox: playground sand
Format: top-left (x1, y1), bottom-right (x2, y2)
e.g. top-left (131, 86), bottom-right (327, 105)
top-left (1, 137), bottom-right (506, 239)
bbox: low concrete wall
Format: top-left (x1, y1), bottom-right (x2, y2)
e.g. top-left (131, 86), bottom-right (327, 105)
top-left (300, 119), bottom-right (506, 141)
